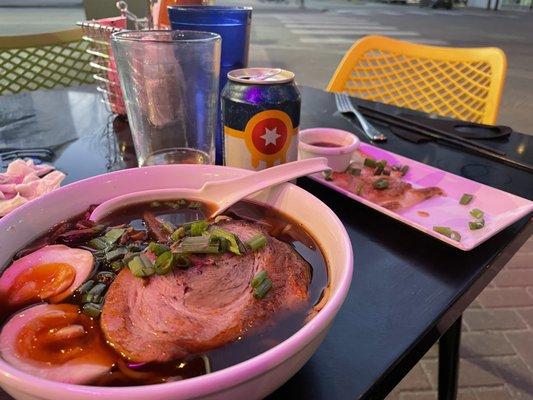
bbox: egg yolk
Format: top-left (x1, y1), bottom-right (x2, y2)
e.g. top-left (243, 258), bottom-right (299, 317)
top-left (6, 263), bottom-right (75, 306)
top-left (15, 304), bottom-right (116, 367)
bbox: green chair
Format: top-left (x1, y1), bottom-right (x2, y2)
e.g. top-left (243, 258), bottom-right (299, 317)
top-left (0, 28), bottom-right (94, 95)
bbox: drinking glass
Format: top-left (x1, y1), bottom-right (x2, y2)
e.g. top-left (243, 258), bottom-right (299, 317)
top-left (111, 30), bottom-right (221, 166)
top-left (167, 6), bottom-right (252, 164)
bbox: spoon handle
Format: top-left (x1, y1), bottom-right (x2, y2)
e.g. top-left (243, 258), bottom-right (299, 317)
top-left (203, 157), bottom-right (329, 218)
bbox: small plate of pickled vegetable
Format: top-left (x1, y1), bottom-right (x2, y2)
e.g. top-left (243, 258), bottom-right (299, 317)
top-left (311, 142), bottom-right (533, 251)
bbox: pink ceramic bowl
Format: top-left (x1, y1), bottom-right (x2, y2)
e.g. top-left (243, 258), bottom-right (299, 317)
top-left (0, 165), bottom-right (353, 400)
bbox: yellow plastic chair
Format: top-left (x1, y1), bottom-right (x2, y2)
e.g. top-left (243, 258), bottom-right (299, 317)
top-left (327, 35), bottom-right (507, 124)
top-left (0, 28), bottom-right (94, 95)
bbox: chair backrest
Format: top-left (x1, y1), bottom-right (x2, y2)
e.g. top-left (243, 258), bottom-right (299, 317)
top-left (327, 35), bottom-right (507, 124)
top-left (0, 28), bottom-right (94, 95)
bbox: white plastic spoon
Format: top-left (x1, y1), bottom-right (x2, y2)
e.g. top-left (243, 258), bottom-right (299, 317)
top-left (89, 157), bottom-right (329, 222)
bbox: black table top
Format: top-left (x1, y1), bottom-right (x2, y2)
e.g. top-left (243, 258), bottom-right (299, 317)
top-left (0, 85), bottom-right (531, 400)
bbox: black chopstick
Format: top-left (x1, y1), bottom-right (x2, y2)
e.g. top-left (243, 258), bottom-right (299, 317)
top-left (358, 105), bottom-right (506, 156)
top-left (358, 106), bottom-right (533, 174)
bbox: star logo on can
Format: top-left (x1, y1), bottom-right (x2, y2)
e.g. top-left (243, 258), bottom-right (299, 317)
top-left (224, 110), bottom-right (298, 169)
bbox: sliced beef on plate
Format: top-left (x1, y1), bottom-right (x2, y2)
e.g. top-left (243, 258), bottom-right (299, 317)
top-left (100, 220), bottom-right (311, 363)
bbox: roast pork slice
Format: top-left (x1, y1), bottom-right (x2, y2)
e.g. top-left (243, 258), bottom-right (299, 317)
top-left (100, 220), bottom-right (311, 363)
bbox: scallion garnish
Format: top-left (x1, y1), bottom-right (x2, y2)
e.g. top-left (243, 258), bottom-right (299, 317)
top-left (363, 158), bottom-right (378, 168)
top-left (154, 251), bottom-right (175, 275)
top-left (188, 201), bottom-right (202, 209)
top-left (469, 219), bottom-right (485, 230)
top-left (459, 194), bottom-right (474, 205)
top-left (176, 236), bottom-right (220, 254)
top-left (104, 228), bottom-right (126, 245)
top-left (373, 178), bottom-right (389, 190)
top-left (161, 220), bottom-right (177, 234)
top-left (82, 303), bottom-right (102, 318)
top-left (322, 169), bottom-right (333, 181)
top-left (253, 278), bottom-right (273, 300)
top-left (76, 280), bottom-right (95, 296)
top-left (171, 226), bottom-right (186, 242)
top-left (210, 226), bottom-right (241, 255)
top-left (356, 184), bottom-right (364, 196)
top-left (400, 165), bottom-right (409, 176)
top-left (110, 260), bottom-right (124, 272)
top-left (346, 164), bottom-right (361, 176)
top-left (128, 255), bottom-right (155, 277)
top-left (470, 208), bottom-right (484, 219)
top-left (150, 201), bottom-right (161, 207)
top-left (433, 226), bottom-right (461, 242)
top-left (246, 234), bottom-right (267, 252)
top-left (174, 253), bottom-right (192, 269)
top-left (190, 220), bottom-right (209, 236)
top-left (147, 242), bottom-right (170, 256)
top-left (251, 270), bottom-right (267, 288)
top-left (88, 237), bottom-right (110, 251)
top-left (82, 283), bottom-right (107, 303)
top-left (105, 247), bottom-right (128, 262)
top-left (374, 164), bottom-right (385, 175)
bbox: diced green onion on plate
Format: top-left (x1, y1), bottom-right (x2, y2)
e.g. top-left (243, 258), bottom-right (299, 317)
top-left (459, 194), bottom-right (474, 205)
top-left (253, 278), bottom-right (273, 300)
top-left (147, 242), bottom-right (170, 256)
top-left (433, 226), bottom-right (461, 242)
top-left (82, 303), bottom-right (103, 318)
top-left (470, 208), bottom-right (484, 219)
top-left (251, 270), bottom-right (268, 288)
top-left (154, 251), bottom-right (175, 275)
top-left (246, 234), bottom-right (267, 252)
top-left (469, 219), bottom-right (485, 230)
top-left (373, 178), bottom-right (389, 190)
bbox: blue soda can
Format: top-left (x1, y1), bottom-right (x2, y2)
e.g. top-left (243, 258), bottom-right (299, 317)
top-left (221, 68), bottom-right (301, 171)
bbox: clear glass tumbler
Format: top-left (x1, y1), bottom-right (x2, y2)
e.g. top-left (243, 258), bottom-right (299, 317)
top-left (111, 30), bottom-right (221, 166)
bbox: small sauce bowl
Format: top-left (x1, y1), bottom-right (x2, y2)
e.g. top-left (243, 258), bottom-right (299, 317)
top-left (298, 128), bottom-right (360, 172)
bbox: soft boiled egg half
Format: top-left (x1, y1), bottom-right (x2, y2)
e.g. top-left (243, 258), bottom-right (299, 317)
top-left (0, 244), bottom-right (93, 307)
top-left (0, 303), bottom-right (115, 384)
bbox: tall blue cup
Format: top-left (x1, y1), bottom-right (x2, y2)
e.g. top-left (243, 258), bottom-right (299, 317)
top-left (168, 6), bottom-right (253, 165)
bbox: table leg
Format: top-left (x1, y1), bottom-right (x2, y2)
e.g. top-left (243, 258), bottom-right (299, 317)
top-left (438, 315), bottom-right (462, 400)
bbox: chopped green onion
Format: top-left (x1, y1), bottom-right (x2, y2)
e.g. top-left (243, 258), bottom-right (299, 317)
top-left (400, 165), bottom-right (409, 176)
top-left (251, 270), bottom-right (267, 288)
top-left (161, 220), bottom-right (177, 234)
top-left (82, 303), bottom-right (102, 318)
top-left (174, 253), bottom-right (191, 269)
top-left (322, 169), bottom-right (333, 181)
top-left (82, 283), bottom-right (107, 303)
top-left (190, 220), bottom-right (209, 236)
top-left (88, 237), bottom-right (110, 251)
top-left (346, 164), bottom-right (361, 176)
top-left (154, 251), bottom-right (175, 275)
top-left (147, 242), bottom-right (170, 256)
top-left (128, 255), bottom-right (155, 277)
top-left (363, 158), bottom-right (378, 168)
top-left (110, 260), bottom-right (124, 272)
top-left (246, 234), bottom-right (267, 252)
top-left (210, 226), bottom-right (241, 255)
top-left (105, 247), bottom-right (128, 262)
top-left (171, 226), bottom-right (186, 241)
top-left (383, 169), bottom-right (391, 176)
top-left (356, 184), bottom-right (364, 196)
top-left (253, 278), bottom-right (273, 299)
top-left (459, 194), bottom-right (474, 205)
top-left (164, 201), bottom-right (181, 209)
top-left (470, 208), bottom-right (484, 219)
top-left (188, 201), bottom-right (202, 209)
top-left (127, 243), bottom-right (145, 252)
top-left (469, 219), bottom-right (485, 230)
top-left (150, 201), bottom-right (161, 207)
top-left (76, 280), bottom-right (95, 296)
top-left (433, 226), bottom-right (462, 242)
top-left (96, 271), bottom-right (116, 285)
top-left (177, 236), bottom-right (220, 254)
top-left (373, 178), bottom-right (389, 190)
top-left (104, 228), bottom-right (126, 245)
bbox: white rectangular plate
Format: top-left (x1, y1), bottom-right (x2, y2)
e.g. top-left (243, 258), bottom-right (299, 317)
top-left (310, 143), bottom-right (533, 251)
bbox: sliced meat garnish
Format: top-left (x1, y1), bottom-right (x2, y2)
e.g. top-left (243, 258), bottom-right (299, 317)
top-left (332, 171), bottom-right (443, 211)
top-left (142, 211), bottom-right (171, 242)
top-left (101, 220), bottom-right (311, 363)
top-left (0, 304), bottom-right (115, 384)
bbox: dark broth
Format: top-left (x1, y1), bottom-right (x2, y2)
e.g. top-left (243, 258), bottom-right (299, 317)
top-left (1, 200), bottom-right (328, 386)
top-left (308, 141), bottom-right (342, 148)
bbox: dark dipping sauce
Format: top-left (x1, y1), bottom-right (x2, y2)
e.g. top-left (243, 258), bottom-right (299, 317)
top-left (1, 199), bottom-right (328, 387)
top-left (308, 141), bottom-right (342, 148)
